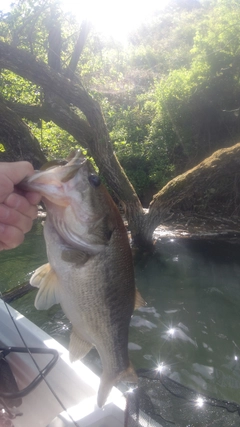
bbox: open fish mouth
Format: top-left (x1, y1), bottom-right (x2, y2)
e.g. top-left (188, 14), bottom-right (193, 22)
top-left (19, 151), bottom-right (87, 205)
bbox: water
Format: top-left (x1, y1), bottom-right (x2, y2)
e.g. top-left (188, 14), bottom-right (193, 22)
top-left (1, 220), bottom-right (240, 406)
top-left (131, 239), bottom-right (240, 405)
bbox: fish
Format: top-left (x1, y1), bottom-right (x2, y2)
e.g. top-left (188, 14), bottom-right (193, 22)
top-left (20, 151), bottom-right (144, 407)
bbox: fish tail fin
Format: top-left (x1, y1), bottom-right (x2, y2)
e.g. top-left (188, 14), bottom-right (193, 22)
top-left (97, 362), bottom-right (138, 407)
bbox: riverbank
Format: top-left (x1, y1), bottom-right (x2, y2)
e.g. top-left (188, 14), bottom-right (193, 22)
top-left (154, 212), bottom-right (240, 244)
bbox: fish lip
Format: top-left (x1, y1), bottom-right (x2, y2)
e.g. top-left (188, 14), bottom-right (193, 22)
top-left (19, 152), bottom-right (87, 196)
top-left (66, 149), bottom-right (86, 164)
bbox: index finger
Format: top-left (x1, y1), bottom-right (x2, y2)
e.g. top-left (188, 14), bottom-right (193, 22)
top-left (0, 161), bottom-right (35, 186)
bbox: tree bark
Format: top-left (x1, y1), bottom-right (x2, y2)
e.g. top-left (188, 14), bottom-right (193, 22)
top-left (0, 40), bottom-right (145, 239)
top-left (64, 21), bottom-right (90, 80)
top-left (48, 11), bottom-right (62, 72)
top-left (1, 40), bottom-right (237, 248)
top-left (147, 142), bottom-right (240, 237)
top-left (4, 98), bottom-right (94, 149)
top-left (0, 95), bottom-right (46, 168)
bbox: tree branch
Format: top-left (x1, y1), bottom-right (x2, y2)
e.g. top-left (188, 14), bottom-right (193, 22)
top-left (0, 95), bottom-right (46, 167)
top-left (0, 40), bottom-right (143, 221)
top-left (5, 99), bottom-right (94, 149)
top-left (48, 8), bottom-right (62, 72)
top-left (65, 21), bottom-right (91, 80)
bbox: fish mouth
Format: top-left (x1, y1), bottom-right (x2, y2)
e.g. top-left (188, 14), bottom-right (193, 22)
top-left (19, 151), bottom-right (87, 205)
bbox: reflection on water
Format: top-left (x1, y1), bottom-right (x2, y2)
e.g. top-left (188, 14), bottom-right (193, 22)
top-left (1, 220), bottom-right (240, 405)
top-left (130, 238), bottom-right (240, 405)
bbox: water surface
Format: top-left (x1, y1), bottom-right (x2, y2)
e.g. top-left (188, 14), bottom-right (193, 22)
top-left (1, 220), bottom-right (240, 407)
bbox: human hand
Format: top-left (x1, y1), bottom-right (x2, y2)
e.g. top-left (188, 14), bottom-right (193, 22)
top-left (0, 162), bottom-right (42, 251)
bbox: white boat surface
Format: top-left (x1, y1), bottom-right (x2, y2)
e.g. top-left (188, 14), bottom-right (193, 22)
top-left (0, 299), bottom-right (128, 427)
top-left (3, 298), bottom-right (226, 427)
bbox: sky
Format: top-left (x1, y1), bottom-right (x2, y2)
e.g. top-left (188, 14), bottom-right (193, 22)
top-left (2, 0), bottom-right (170, 42)
top-left (60, 0), bottom-right (170, 41)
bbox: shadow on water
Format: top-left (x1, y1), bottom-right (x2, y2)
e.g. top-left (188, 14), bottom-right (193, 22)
top-left (1, 221), bottom-right (240, 406)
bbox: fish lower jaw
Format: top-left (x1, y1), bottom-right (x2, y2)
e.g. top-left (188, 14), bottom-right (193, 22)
top-left (42, 193), bottom-right (71, 207)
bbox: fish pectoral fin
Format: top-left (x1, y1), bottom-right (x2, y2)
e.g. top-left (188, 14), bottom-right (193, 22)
top-left (61, 248), bottom-right (90, 266)
top-left (97, 362), bottom-right (138, 407)
top-left (30, 263), bottom-right (60, 310)
top-left (134, 288), bottom-right (146, 310)
top-left (69, 330), bottom-right (93, 362)
top-left (30, 263), bottom-right (51, 289)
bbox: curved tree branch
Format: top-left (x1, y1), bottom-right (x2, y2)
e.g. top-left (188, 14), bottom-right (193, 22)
top-left (0, 40), bottom-right (144, 230)
top-left (0, 95), bottom-right (46, 168)
top-left (5, 98), bottom-right (94, 149)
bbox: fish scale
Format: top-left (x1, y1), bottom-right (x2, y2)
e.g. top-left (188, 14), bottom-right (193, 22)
top-left (19, 151), bottom-right (145, 407)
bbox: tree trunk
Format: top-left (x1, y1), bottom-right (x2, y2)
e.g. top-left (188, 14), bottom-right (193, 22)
top-left (146, 142), bottom-right (240, 236)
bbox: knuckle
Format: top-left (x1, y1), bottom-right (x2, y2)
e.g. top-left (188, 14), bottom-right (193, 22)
top-left (7, 193), bottom-right (29, 212)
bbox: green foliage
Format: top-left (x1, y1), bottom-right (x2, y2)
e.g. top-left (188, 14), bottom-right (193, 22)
top-left (0, 0), bottom-right (80, 65)
top-left (30, 120), bottom-right (79, 159)
top-left (0, 70), bottom-right (41, 103)
top-left (101, 91), bottom-right (175, 199)
top-left (0, 0), bottom-right (83, 159)
top-left (1, 0), bottom-right (240, 203)
top-left (153, 0), bottom-right (240, 167)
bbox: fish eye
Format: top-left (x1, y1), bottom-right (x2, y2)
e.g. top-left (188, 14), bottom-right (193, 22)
top-left (88, 174), bottom-right (101, 187)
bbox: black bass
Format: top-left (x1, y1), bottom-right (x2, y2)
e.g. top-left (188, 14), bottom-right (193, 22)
top-left (20, 151), bottom-right (144, 407)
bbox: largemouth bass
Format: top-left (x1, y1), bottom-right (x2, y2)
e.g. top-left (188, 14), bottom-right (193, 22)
top-left (21, 151), bottom-right (144, 407)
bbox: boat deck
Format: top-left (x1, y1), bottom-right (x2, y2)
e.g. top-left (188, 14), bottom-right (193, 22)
top-left (0, 300), bottom-right (126, 427)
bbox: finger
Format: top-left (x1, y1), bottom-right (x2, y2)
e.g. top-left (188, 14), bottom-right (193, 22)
top-left (0, 204), bottom-right (34, 234)
top-left (24, 191), bottom-right (42, 205)
top-left (0, 162), bottom-right (35, 185)
top-left (0, 223), bottom-right (25, 250)
top-left (5, 193), bottom-right (38, 220)
top-left (0, 173), bottom-right (14, 203)
top-left (14, 187), bottom-right (42, 206)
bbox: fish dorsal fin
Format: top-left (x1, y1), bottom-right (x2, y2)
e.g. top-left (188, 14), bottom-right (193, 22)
top-left (30, 263), bottom-right (60, 310)
top-left (134, 288), bottom-right (146, 310)
top-left (69, 329), bottom-right (93, 362)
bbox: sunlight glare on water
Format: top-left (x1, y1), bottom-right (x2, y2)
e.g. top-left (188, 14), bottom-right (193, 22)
top-left (1, 222), bottom-right (240, 406)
